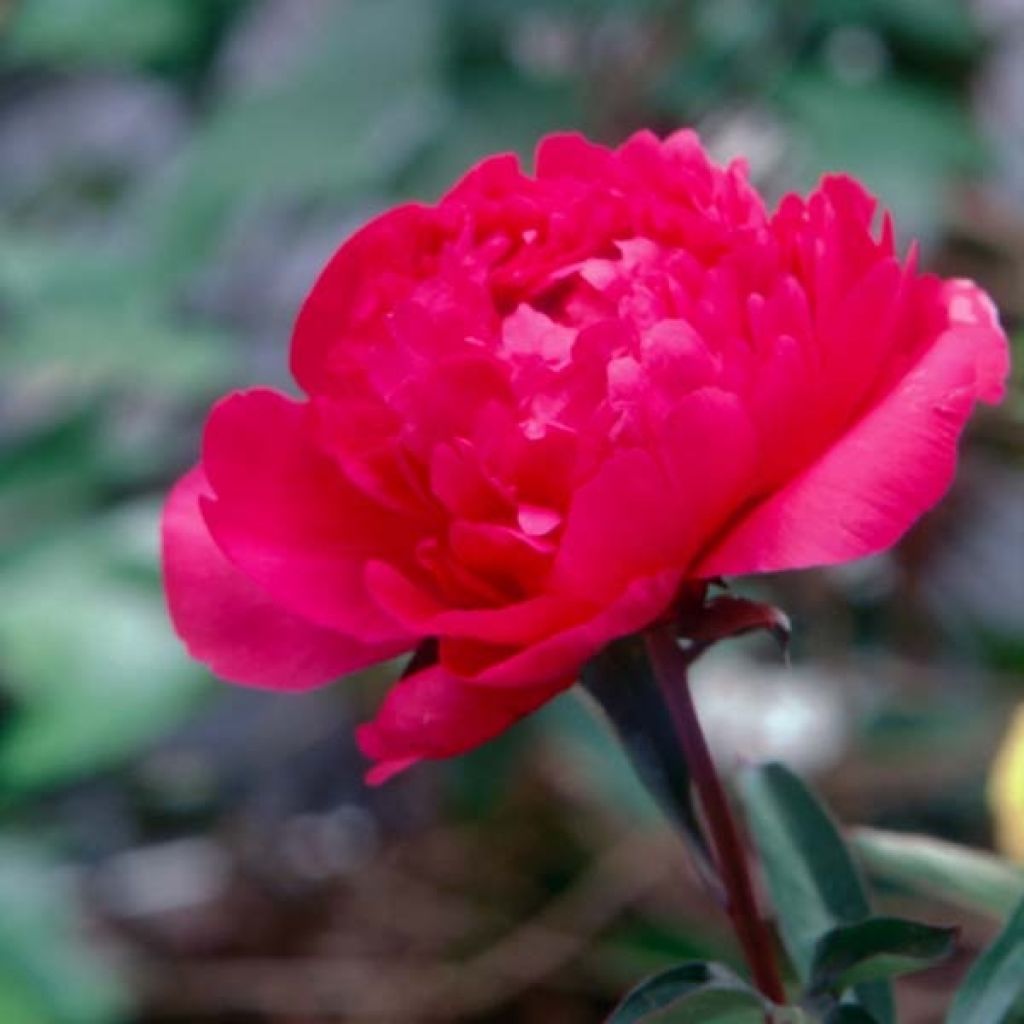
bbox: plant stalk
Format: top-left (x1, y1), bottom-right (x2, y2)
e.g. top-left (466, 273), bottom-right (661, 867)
top-left (644, 624), bottom-right (786, 1008)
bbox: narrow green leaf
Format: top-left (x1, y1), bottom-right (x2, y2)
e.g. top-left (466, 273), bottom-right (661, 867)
top-left (852, 828), bottom-right (1024, 921)
top-left (738, 763), bottom-right (893, 1024)
top-left (948, 896), bottom-right (1024, 1024)
top-left (581, 638), bottom-right (714, 886)
top-left (809, 917), bottom-right (957, 995)
top-left (607, 961), bottom-right (765, 1023)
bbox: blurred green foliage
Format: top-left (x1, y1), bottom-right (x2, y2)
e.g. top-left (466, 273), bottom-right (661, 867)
top-left (0, 841), bottom-right (125, 1024)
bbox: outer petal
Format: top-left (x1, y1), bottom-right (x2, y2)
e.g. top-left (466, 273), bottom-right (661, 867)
top-left (162, 468), bottom-right (404, 690)
top-left (699, 300), bottom-right (1010, 577)
top-left (356, 664), bottom-right (565, 784)
top-left (290, 203), bottom-right (448, 395)
top-left (201, 388), bottom-right (415, 644)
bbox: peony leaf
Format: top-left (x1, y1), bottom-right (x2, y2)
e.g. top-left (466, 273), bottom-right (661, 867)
top-left (606, 960), bottom-right (766, 1023)
top-left (581, 637), bottom-right (718, 894)
top-left (851, 828), bottom-right (1024, 921)
top-left (948, 895), bottom-right (1024, 1024)
top-left (737, 763), bottom-right (894, 1024)
top-left (807, 917), bottom-right (957, 997)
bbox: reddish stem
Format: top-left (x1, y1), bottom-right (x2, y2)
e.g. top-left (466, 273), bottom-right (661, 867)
top-left (645, 624), bottom-right (786, 1008)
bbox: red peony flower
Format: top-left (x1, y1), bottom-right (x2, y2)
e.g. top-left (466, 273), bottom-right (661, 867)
top-left (162, 130), bottom-right (1009, 782)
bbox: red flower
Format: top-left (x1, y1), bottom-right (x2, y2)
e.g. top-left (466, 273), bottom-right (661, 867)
top-left (162, 130), bottom-right (1009, 782)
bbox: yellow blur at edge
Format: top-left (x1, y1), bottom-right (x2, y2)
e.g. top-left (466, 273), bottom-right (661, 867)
top-left (989, 705), bottom-right (1024, 863)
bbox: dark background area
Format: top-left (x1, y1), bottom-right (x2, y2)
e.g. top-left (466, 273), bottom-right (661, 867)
top-left (0, 1), bottom-right (1021, 1021)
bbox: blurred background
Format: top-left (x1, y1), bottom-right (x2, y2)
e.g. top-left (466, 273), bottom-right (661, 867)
top-left (0, 0), bottom-right (1021, 1021)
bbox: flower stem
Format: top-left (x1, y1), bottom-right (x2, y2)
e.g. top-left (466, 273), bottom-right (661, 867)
top-left (644, 624), bottom-right (786, 1008)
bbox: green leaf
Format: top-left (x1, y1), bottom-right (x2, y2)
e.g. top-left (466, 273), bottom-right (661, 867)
top-left (580, 638), bottom-right (714, 886)
top-left (138, 0), bottom-right (447, 279)
top-left (778, 71), bottom-right (984, 242)
top-left (737, 763), bottom-right (893, 1024)
top-left (0, 839), bottom-right (126, 1023)
top-left (852, 828), bottom-right (1024, 921)
top-left (0, 406), bottom-right (103, 554)
top-left (815, 0), bottom-right (982, 63)
top-left (0, 974), bottom-right (51, 1024)
top-left (0, 506), bottom-right (208, 796)
top-left (948, 896), bottom-right (1024, 1024)
top-left (6, 0), bottom-right (201, 69)
top-left (398, 72), bottom-right (580, 201)
top-left (0, 234), bottom-right (235, 418)
top-left (809, 917), bottom-right (957, 995)
top-left (607, 961), bottom-right (766, 1023)
top-left (2, 296), bottom-right (235, 400)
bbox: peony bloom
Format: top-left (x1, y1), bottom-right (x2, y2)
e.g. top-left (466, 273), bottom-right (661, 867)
top-left (162, 130), bottom-right (1009, 782)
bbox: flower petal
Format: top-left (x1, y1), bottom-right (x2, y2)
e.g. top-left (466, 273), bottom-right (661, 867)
top-left (699, 303), bottom-right (1010, 577)
top-left (162, 468), bottom-right (404, 689)
top-left (290, 203), bottom-right (448, 395)
top-left (442, 569), bottom-right (681, 688)
top-left (201, 388), bottom-right (416, 644)
top-left (365, 559), bottom-right (585, 645)
top-left (549, 447), bottom-right (680, 600)
top-left (551, 387), bottom-right (757, 600)
top-left (356, 663), bottom-right (564, 783)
